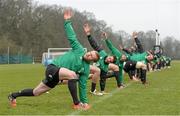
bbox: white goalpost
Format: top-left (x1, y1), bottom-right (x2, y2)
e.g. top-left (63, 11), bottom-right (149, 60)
top-left (154, 29), bottom-right (162, 55)
top-left (155, 29), bottom-right (160, 46)
top-left (42, 48), bottom-right (71, 66)
top-left (42, 48), bottom-right (87, 66)
top-left (47, 48), bottom-right (72, 59)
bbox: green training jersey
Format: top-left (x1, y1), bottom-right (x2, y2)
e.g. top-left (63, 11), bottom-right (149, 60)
top-left (96, 50), bottom-right (109, 72)
top-left (105, 39), bottom-right (124, 83)
top-left (52, 20), bottom-right (89, 103)
top-left (129, 52), bottom-right (148, 64)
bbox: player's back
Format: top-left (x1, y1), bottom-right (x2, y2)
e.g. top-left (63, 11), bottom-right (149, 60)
top-left (52, 50), bottom-right (85, 72)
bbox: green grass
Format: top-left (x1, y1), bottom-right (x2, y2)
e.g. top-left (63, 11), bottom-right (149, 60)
top-left (0, 61), bottom-right (180, 115)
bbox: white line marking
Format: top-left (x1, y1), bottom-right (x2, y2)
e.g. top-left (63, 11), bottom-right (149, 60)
top-left (69, 83), bottom-right (132, 115)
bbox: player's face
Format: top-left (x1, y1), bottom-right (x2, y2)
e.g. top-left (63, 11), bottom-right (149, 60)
top-left (84, 51), bottom-right (99, 62)
top-left (120, 54), bottom-right (127, 61)
top-left (147, 54), bottom-right (154, 61)
top-left (105, 56), bottom-right (114, 63)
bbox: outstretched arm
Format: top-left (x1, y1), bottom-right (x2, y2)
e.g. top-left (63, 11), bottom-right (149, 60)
top-left (132, 32), bottom-right (144, 53)
top-left (123, 48), bottom-right (131, 54)
top-left (119, 44), bottom-right (131, 54)
top-left (83, 23), bottom-right (103, 52)
top-left (102, 32), bottom-right (122, 58)
top-left (64, 9), bottom-right (83, 51)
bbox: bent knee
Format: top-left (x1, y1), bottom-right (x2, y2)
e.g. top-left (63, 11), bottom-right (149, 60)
top-left (112, 65), bottom-right (119, 71)
top-left (33, 89), bottom-right (42, 96)
top-left (94, 68), bottom-right (101, 75)
top-left (142, 65), bottom-right (147, 70)
top-left (136, 62), bottom-right (146, 69)
top-left (90, 66), bottom-right (100, 74)
top-left (68, 71), bottom-right (78, 79)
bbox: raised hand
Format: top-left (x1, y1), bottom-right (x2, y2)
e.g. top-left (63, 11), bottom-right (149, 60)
top-left (119, 44), bottom-right (123, 50)
top-left (63, 8), bottom-right (72, 20)
top-left (83, 23), bottom-right (91, 35)
top-left (101, 32), bottom-right (108, 40)
top-left (132, 31), bottom-right (138, 39)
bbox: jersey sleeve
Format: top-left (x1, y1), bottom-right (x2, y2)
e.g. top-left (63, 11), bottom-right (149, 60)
top-left (134, 37), bottom-right (144, 53)
top-left (64, 20), bottom-right (84, 53)
top-left (87, 35), bottom-right (103, 52)
top-left (105, 39), bottom-right (122, 58)
top-left (78, 63), bottom-right (89, 103)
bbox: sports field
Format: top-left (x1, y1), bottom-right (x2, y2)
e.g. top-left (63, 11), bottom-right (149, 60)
top-left (0, 61), bottom-right (180, 115)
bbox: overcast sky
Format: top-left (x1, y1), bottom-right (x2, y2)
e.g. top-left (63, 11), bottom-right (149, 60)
top-left (36, 0), bottom-right (180, 39)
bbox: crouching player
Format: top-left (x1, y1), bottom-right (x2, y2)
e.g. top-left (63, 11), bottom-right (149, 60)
top-left (8, 9), bottom-right (99, 110)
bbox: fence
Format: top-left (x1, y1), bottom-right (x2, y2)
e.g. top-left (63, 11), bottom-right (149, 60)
top-left (0, 54), bottom-right (33, 64)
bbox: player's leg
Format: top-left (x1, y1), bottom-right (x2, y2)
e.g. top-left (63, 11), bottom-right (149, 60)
top-left (58, 67), bottom-right (80, 107)
top-left (8, 64), bottom-right (60, 107)
top-left (136, 62), bottom-right (147, 84)
top-left (108, 63), bottom-right (124, 88)
top-left (89, 65), bottom-right (102, 95)
top-left (99, 70), bottom-right (108, 94)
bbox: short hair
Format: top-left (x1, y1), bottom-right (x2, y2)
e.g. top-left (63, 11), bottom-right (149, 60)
top-left (104, 55), bottom-right (117, 63)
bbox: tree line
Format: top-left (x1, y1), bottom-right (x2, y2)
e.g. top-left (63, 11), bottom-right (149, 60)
top-left (0, 0), bottom-right (180, 59)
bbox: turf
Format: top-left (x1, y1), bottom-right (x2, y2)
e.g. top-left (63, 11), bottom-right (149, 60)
top-left (0, 61), bottom-right (179, 115)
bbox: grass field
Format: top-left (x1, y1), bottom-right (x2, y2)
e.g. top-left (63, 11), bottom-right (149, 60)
top-left (0, 61), bottom-right (180, 115)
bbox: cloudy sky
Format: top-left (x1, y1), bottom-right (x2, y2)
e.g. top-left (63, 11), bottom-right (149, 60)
top-left (36, 0), bottom-right (180, 39)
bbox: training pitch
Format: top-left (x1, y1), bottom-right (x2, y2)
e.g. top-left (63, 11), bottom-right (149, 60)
top-left (0, 61), bottom-right (180, 115)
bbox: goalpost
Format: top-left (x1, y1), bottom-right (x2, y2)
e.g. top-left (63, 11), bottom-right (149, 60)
top-left (154, 29), bottom-right (162, 55)
top-left (42, 48), bottom-right (87, 66)
top-left (42, 48), bottom-right (71, 66)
